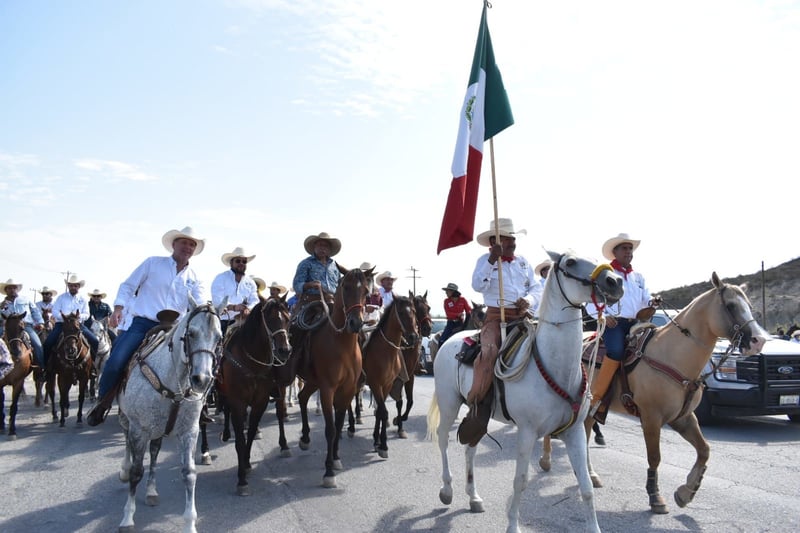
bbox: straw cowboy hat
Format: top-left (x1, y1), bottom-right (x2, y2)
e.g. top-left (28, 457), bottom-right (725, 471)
top-left (88, 289), bottom-right (107, 298)
top-left (359, 262), bottom-right (376, 271)
top-left (442, 282), bottom-right (460, 292)
top-left (39, 286), bottom-right (57, 295)
top-left (220, 246), bottom-right (256, 267)
top-left (601, 233), bottom-right (641, 261)
top-left (0, 278), bottom-right (23, 292)
top-left (792, 330), bottom-right (800, 339)
top-left (252, 276), bottom-right (267, 293)
top-left (64, 274), bottom-right (85, 287)
top-left (535, 260), bottom-right (552, 278)
top-left (476, 218), bottom-right (527, 247)
top-left (376, 271), bottom-right (397, 285)
top-left (161, 226), bottom-right (206, 255)
top-left (303, 232), bottom-right (341, 257)
top-left (267, 281), bottom-right (287, 295)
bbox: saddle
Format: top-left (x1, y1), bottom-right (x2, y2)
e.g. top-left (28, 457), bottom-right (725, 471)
top-left (121, 311), bottom-right (178, 392)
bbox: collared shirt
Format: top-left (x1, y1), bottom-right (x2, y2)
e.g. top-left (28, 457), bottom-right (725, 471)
top-left (211, 270), bottom-right (259, 321)
top-left (586, 268), bottom-right (651, 319)
top-left (0, 296), bottom-right (44, 326)
top-left (114, 256), bottom-right (207, 322)
top-left (443, 296), bottom-right (472, 320)
top-left (36, 300), bottom-right (54, 315)
top-left (51, 292), bottom-right (90, 322)
top-left (378, 287), bottom-right (395, 309)
top-left (89, 300), bottom-right (113, 321)
top-left (293, 255), bottom-right (340, 295)
top-left (471, 253), bottom-right (543, 310)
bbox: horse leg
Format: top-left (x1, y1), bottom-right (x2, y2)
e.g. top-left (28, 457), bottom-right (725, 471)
top-left (355, 387), bottom-right (364, 424)
top-left (333, 406), bottom-right (346, 470)
top-left (8, 384), bottom-right (23, 439)
top-left (76, 376), bottom-right (87, 424)
top-left (298, 383), bottom-right (316, 451)
top-left (583, 416), bottom-right (603, 488)
top-left (0, 388), bottom-right (5, 433)
top-left (198, 422), bottom-right (212, 465)
top-left (539, 435), bottom-right (553, 472)
top-left (641, 417), bottom-right (669, 514)
top-left (401, 377), bottom-right (414, 422)
top-left (274, 391), bottom-right (291, 458)
top-left (560, 423), bottom-right (601, 533)
top-left (221, 402), bottom-right (232, 442)
top-left (47, 375), bottom-right (57, 422)
top-left (145, 437), bottom-right (163, 506)
top-left (507, 426), bottom-right (539, 533)
top-left (320, 388), bottom-right (339, 488)
top-left (231, 404), bottom-right (251, 496)
top-left (119, 436), bottom-right (146, 532)
top-left (669, 413), bottom-right (710, 508)
top-left (346, 403), bottom-right (356, 437)
top-left (177, 428), bottom-right (200, 533)
top-left (58, 381), bottom-right (69, 428)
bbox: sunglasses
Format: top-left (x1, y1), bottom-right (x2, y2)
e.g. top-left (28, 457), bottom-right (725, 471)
top-left (233, 259), bottom-right (248, 264)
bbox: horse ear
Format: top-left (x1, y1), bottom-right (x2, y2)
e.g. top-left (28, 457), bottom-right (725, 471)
top-left (711, 272), bottom-right (721, 288)
top-left (188, 291), bottom-right (198, 310)
top-left (215, 295), bottom-right (228, 316)
top-left (423, 290), bottom-right (428, 300)
top-left (408, 290), bottom-right (414, 298)
top-left (335, 262), bottom-right (348, 275)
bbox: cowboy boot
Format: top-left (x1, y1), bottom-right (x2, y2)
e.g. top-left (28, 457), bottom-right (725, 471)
top-left (590, 358), bottom-right (620, 424)
top-left (87, 381), bottom-right (120, 426)
top-left (457, 385), bottom-right (494, 447)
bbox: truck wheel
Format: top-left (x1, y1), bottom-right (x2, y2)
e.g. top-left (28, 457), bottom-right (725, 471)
top-left (788, 414), bottom-right (800, 424)
top-left (694, 392), bottom-right (715, 426)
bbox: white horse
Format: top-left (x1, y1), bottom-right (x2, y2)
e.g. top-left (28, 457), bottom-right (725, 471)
top-left (117, 296), bottom-right (224, 533)
top-left (88, 317), bottom-right (112, 400)
top-left (426, 250), bottom-right (624, 533)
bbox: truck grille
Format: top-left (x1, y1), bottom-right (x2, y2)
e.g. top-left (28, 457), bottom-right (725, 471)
top-left (736, 355), bottom-right (800, 382)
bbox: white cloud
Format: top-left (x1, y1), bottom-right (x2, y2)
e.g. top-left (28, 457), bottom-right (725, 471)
top-left (73, 159), bottom-right (159, 182)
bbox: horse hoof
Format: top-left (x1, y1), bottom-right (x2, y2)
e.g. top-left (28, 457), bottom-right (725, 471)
top-left (333, 459), bottom-right (343, 471)
top-left (315, 407), bottom-right (322, 415)
top-left (8, 434), bottom-right (18, 441)
top-left (299, 440), bottom-right (310, 451)
top-left (237, 485), bottom-right (251, 497)
top-left (356, 417), bottom-right (363, 425)
top-left (347, 428), bottom-right (355, 438)
top-left (119, 471), bottom-right (129, 483)
top-left (469, 499), bottom-right (485, 513)
top-left (322, 476), bottom-right (337, 488)
top-left (254, 430), bottom-right (263, 440)
top-left (280, 448), bottom-right (292, 458)
top-left (392, 417), bottom-right (399, 426)
top-left (201, 453), bottom-right (212, 466)
top-left (439, 488), bottom-right (453, 505)
top-left (674, 486), bottom-right (693, 508)
top-left (378, 449), bottom-right (388, 459)
top-left (538, 456), bottom-right (551, 472)
top-left (145, 494), bottom-right (159, 506)
top-left (590, 474), bottom-right (603, 488)
top-left (119, 525), bottom-right (135, 532)
top-left (650, 494), bottom-right (669, 514)
top-left (398, 430), bottom-right (408, 439)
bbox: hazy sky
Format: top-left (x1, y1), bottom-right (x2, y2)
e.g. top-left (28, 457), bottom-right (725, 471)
top-left (2, 0), bottom-right (799, 311)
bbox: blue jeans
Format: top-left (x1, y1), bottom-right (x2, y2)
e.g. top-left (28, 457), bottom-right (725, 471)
top-left (43, 322), bottom-right (99, 366)
top-left (0, 323), bottom-right (44, 366)
top-left (602, 317), bottom-right (636, 361)
top-left (439, 319), bottom-right (463, 346)
top-left (98, 316), bottom-right (157, 398)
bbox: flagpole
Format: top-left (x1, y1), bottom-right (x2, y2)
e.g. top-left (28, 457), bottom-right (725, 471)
top-left (488, 136), bottom-right (507, 342)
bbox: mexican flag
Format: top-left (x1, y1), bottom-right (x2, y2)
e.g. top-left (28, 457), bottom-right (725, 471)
top-left (437, 5), bottom-right (514, 254)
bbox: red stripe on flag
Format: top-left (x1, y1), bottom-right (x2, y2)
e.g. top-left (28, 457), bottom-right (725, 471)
top-left (437, 146), bottom-right (483, 254)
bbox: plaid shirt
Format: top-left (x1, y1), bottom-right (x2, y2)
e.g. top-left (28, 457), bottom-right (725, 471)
top-left (293, 255), bottom-right (340, 295)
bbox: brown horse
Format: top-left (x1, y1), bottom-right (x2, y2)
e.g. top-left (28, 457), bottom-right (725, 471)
top-left (362, 296), bottom-right (418, 458)
top-left (390, 291), bottom-right (432, 438)
top-left (294, 266), bottom-right (370, 487)
top-left (47, 311), bottom-right (93, 427)
top-left (216, 295), bottom-right (293, 496)
top-left (1, 313), bottom-right (34, 439)
top-left (540, 272), bottom-right (769, 514)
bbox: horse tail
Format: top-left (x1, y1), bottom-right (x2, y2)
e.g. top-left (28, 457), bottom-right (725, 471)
top-left (425, 391), bottom-right (440, 441)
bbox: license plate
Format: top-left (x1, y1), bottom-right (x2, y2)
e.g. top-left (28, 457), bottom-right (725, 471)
top-left (779, 395), bottom-right (799, 406)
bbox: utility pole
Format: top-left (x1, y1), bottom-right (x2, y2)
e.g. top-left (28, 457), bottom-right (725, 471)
top-left (761, 261), bottom-right (767, 330)
top-left (30, 288), bottom-right (38, 303)
top-left (407, 266), bottom-right (421, 295)
top-left (60, 270), bottom-right (72, 285)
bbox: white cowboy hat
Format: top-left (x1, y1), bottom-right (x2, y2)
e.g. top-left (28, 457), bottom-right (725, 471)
top-left (161, 226), bottom-right (206, 255)
top-left (267, 281), bottom-right (287, 295)
top-left (303, 232), bottom-right (341, 257)
top-left (64, 274), bottom-right (85, 288)
top-left (476, 218), bottom-right (527, 247)
top-left (376, 271), bottom-right (397, 285)
top-left (359, 262), bottom-right (376, 271)
top-left (251, 277), bottom-right (267, 293)
top-left (601, 233), bottom-right (641, 261)
top-left (0, 278), bottom-right (23, 292)
top-left (535, 260), bottom-right (552, 278)
top-left (39, 286), bottom-right (57, 295)
top-left (792, 330), bottom-right (800, 338)
top-left (88, 289), bottom-right (107, 298)
top-left (220, 246), bottom-right (256, 267)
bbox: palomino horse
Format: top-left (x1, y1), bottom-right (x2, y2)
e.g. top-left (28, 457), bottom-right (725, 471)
top-left (540, 272), bottom-right (769, 515)
top-left (294, 266), bottom-right (370, 488)
top-left (0, 313), bottom-right (34, 439)
top-left (88, 317), bottom-right (112, 401)
top-left (362, 296), bottom-right (418, 458)
top-left (390, 291), bottom-right (432, 439)
top-left (427, 250), bottom-right (624, 533)
top-left (217, 295), bottom-right (293, 496)
top-left (116, 296), bottom-right (223, 533)
top-left (47, 311), bottom-right (93, 427)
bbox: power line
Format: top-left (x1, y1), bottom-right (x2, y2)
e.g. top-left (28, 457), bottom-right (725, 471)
top-left (407, 266), bottom-right (422, 295)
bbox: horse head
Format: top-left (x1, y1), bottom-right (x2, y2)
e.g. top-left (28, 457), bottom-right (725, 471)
top-left (410, 291), bottom-right (432, 338)
top-left (546, 249), bottom-right (624, 311)
top-left (470, 302), bottom-right (486, 329)
top-left (61, 311), bottom-right (82, 334)
top-left (2, 312), bottom-right (31, 359)
top-left (261, 295), bottom-right (292, 364)
top-left (335, 268), bottom-right (369, 334)
top-left (391, 296), bottom-right (419, 347)
top-left (176, 294), bottom-right (223, 395)
top-left (709, 272), bottom-right (768, 356)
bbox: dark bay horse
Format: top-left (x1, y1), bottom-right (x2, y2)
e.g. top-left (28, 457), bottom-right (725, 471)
top-left (390, 291), bottom-right (432, 438)
top-left (1, 312), bottom-right (34, 439)
top-left (217, 296), bottom-right (293, 496)
top-left (362, 296), bottom-right (418, 458)
top-left (294, 267), bottom-right (370, 487)
top-left (47, 311), bottom-right (93, 427)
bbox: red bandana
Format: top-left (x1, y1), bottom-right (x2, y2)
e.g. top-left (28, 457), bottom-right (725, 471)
top-left (611, 259), bottom-right (633, 279)
top-left (501, 256), bottom-right (515, 263)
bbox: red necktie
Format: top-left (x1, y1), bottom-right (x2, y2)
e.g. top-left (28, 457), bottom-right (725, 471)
top-left (501, 256), bottom-right (514, 263)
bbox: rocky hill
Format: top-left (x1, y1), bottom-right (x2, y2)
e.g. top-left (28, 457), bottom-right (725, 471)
top-left (657, 257), bottom-right (800, 333)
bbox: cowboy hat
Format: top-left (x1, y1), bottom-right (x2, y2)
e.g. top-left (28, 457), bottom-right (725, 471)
top-left (39, 286), bottom-right (57, 295)
top-left (88, 289), bottom-right (107, 298)
top-left (359, 262), bottom-right (376, 271)
top-left (220, 246), bottom-right (256, 267)
top-left (442, 282), bottom-right (459, 292)
top-left (64, 274), bottom-right (85, 287)
top-left (792, 330), bottom-right (800, 338)
top-left (601, 233), bottom-right (641, 261)
top-left (303, 232), bottom-right (341, 257)
top-left (161, 226), bottom-right (206, 255)
top-left (252, 277), bottom-right (267, 293)
top-left (267, 281), bottom-right (287, 295)
top-left (376, 271), bottom-right (397, 285)
top-left (476, 218), bottom-right (527, 247)
top-left (0, 278), bottom-right (22, 292)
top-left (535, 260), bottom-right (552, 278)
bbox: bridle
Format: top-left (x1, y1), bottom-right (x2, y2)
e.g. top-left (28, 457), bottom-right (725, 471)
top-left (413, 296), bottom-right (432, 337)
top-left (228, 299), bottom-right (292, 369)
top-left (551, 254), bottom-right (615, 313)
top-left (170, 304), bottom-right (222, 389)
top-left (378, 299), bottom-right (419, 350)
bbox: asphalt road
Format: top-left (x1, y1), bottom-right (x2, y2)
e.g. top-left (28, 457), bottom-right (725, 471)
top-left (1, 375), bottom-right (799, 532)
